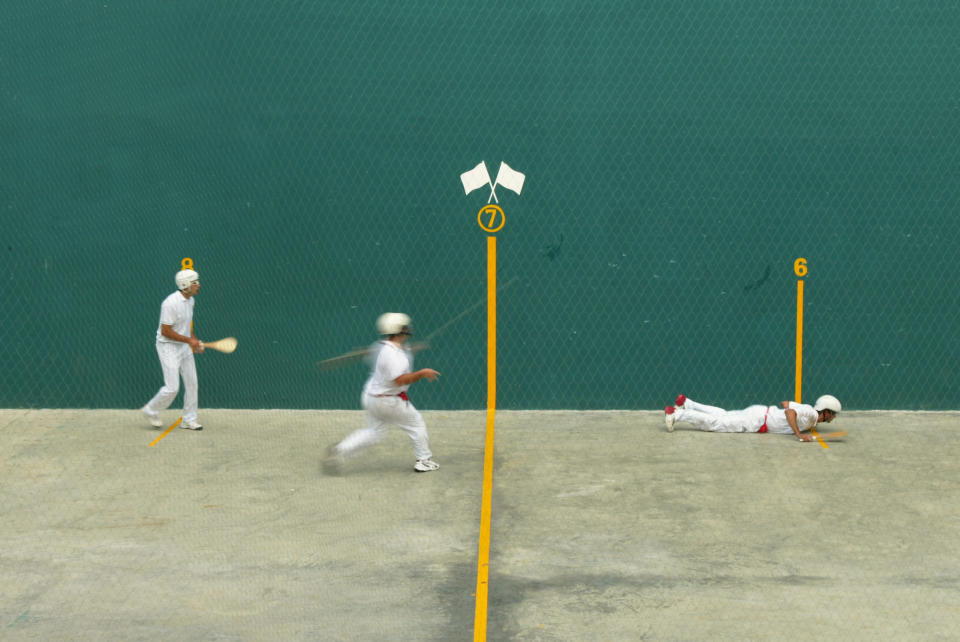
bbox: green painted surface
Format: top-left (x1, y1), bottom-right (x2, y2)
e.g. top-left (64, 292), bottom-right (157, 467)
top-left (2, 2), bottom-right (957, 409)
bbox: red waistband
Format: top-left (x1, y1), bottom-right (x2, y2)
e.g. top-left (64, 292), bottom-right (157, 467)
top-left (371, 391), bottom-right (409, 400)
top-left (759, 408), bottom-right (769, 433)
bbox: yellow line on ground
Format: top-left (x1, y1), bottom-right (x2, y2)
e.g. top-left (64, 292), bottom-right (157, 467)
top-left (148, 416), bottom-right (182, 447)
top-left (810, 427), bottom-right (828, 449)
top-left (474, 236), bottom-right (497, 641)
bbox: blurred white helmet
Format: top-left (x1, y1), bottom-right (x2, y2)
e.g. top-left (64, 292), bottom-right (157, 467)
top-left (376, 312), bottom-right (411, 336)
top-left (814, 395), bottom-right (841, 414)
top-left (175, 269), bottom-right (199, 291)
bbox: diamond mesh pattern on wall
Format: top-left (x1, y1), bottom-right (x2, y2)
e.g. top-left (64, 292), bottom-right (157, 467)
top-left (1, 2), bottom-right (957, 409)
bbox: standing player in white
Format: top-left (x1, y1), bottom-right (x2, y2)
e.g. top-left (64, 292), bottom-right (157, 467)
top-left (324, 313), bottom-right (441, 473)
top-left (664, 393), bottom-right (841, 442)
top-left (141, 269), bottom-right (205, 430)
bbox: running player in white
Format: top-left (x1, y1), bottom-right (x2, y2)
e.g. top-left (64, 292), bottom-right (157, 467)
top-left (141, 269), bottom-right (205, 430)
top-left (324, 313), bottom-right (441, 473)
top-left (664, 394), bottom-right (840, 442)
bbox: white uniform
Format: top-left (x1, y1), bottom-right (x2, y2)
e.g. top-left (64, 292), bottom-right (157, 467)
top-left (143, 291), bottom-right (199, 423)
top-left (677, 398), bottom-right (818, 434)
top-left (336, 340), bottom-right (432, 460)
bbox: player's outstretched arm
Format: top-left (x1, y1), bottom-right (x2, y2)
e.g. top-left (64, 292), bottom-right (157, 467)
top-left (785, 408), bottom-right (814, 442)
top-left (394, 369), bottom-right (440, 386)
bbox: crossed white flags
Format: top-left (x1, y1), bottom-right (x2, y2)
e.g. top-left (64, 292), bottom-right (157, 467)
top-left (460, 161), bottom-right (525, 203)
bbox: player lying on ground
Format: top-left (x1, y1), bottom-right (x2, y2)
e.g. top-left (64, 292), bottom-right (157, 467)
top-left (664, 394), bottom-right (841, 442)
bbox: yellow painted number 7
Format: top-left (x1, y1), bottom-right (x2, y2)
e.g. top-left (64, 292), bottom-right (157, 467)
top-left (478, 205), bottom-right (505, 233)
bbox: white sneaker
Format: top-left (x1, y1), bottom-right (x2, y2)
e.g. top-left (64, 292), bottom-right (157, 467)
top-left (180, 420), bottom-right (203, 431)
top-left (322, 445), bottom-right (346, 475)
top-left (414, 458), bottom-right (440, 472)
top-left (664, 406), bottom-right (677, 432)
top-left (141, 406), bottom-right (162, 428)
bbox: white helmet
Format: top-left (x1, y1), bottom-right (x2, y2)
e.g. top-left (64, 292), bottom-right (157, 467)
top-left (175, 269), bottom-right (199, 291)
top-left (814, 395), bottom-right (841, 414)
top-left (376, 312), bottom-right (411, 336)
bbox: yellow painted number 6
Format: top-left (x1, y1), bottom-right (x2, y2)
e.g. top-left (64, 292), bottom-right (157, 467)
top-left (794, 258), bottom-right (807, 277)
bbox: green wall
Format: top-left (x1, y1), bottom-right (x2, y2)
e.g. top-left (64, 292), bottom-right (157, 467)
top-left (2, 2), bottom-right (957, 410)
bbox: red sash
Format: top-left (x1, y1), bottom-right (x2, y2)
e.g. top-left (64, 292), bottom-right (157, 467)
top-left (398, 391), bottom-right (409, 401)
top-left (759, 408), bottom-right (769, 433)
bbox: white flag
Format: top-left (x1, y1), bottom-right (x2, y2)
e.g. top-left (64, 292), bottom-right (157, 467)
top-left (494, 161), bottom-right (525, 195)
top-left (460, 162), bottom-right (491, 195)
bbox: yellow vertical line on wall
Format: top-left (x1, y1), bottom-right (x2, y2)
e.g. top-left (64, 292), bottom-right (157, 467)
top-left (795, 280), bottom-right (825, 448)
top-left (473, 236), bottom-right (497, 641)
top-left (795, 279), bottom-right (804, 404)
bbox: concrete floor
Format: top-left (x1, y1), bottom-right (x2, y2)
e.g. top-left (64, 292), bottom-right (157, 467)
top-left (1, 408), bottom-right (959, 641)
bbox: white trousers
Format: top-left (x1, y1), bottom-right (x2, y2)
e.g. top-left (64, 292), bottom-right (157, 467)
top-left (144, 342), bottom-right (198, 422)
top-left (676, 398), bottom-right (767, 433)
top-left (337, 393), bottom-right (432, 461)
